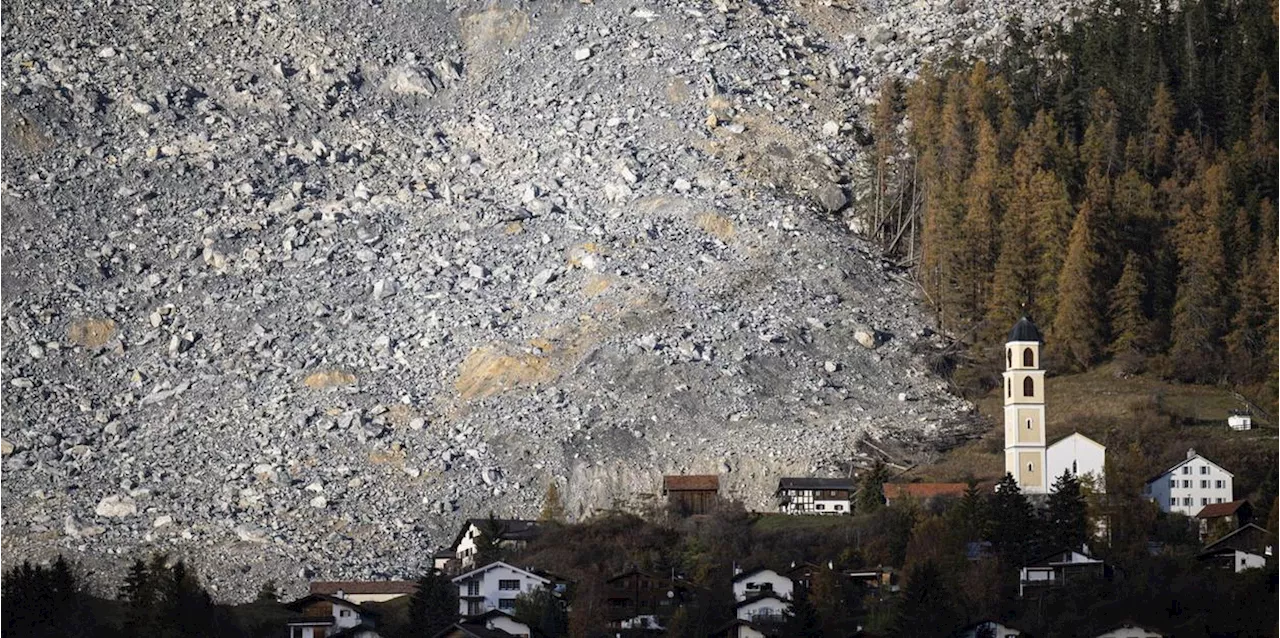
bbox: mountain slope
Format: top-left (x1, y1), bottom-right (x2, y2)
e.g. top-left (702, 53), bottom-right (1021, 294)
top-left (2, 0), bottom-right (1073, 598)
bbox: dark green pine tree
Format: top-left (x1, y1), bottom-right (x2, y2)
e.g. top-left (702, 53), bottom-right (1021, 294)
top-left (986, 474), bottom-right (1038, 564)
top-left (782, 585), bottom-right (823, 638)
top-left (254, 579), bottom-right (279, 603)
top-left (158, 559), bottom-right (219, 638)
top-left (513, 587), bottom-right (568, 638)
top-left (409, 570), bottom-right (459, 636)
top-left (121, 558), bottom-right (159, 636)
top-left (474, 513), bottom-right (510, 567)
top-left (2, 559), bottom-right (94, 637)
top-left (856, 462), bottom-right (891, 514)
top-left (894, 561), bottom-right (959, 638)
top-left (1043, 470), bottom-right (1089, 551)
top-left (952, 479), bottom-right (989, 542)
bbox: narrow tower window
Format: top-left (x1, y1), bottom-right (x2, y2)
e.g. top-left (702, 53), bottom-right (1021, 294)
top-left (1007, 349), bottom-right (1012, 368)
top-left (1026, 419), bottom-right (1033, 430)
top-left (1023, 347), bottom-right (1034, 367)
top-left (1023, 377), bottom-right (1034, 397)
top-left (1007, 379), bottom-right (1011, 398)
top-left (1027, 462), bottom-right (1034, 473)
top-left (1072, 461), bottom-right (1078, 474)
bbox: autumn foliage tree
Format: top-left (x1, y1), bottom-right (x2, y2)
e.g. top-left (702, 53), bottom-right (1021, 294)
top-left (884, 0), bottom-right (1275, 408)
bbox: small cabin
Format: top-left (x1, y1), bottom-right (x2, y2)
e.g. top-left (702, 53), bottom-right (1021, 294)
top-left (1227, 412), bottom-right (1252, 431)
top-left (663, 475), bottom-right (720, 515)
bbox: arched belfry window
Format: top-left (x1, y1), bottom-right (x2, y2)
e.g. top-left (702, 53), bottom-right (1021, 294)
top-left (1023, 347), bottom-right (1034, 367)
top-left (1007, 349), bottom-right (1012, 368)
top-left (1023, 377), bottom-right (1034, 397)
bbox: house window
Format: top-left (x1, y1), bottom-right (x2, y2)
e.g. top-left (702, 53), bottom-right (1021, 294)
top-left (339, 610), bottom-right (351, 617)
top-left (1184, 498), bottom-right (1194, 506)
top-left (499, 580), bottom-right (521, 591)
top-left (1182, 467), bottom-right (1191, 475)
top-left (1169, 479), bottom-right (1176, 489)
top-left (1201, 498), bottom-right (1208, 505)
top-left (816, 504), bottom-right (825, 510)
top-left (467, 581), bottom-right (480, 596)
top-left (1023, 377), bottom-right (1034, 397)
top-left (1201, 480), bottom-right (1209, 489)
top-left (499, 598), bottom-right (516, 610)
top-left (1200, 466), bottom-right (1209, 475)
top-left (1023, 347), bottom-right (1034, 367)
top-left (835, 504), bottom-right (844, 511)
top-left (1217, 498), bottom-right (1224, 503)
top-left (1182, 480), bottom-right (1191, 488)
top-left (1215, 480), bottom-right (1224, 489)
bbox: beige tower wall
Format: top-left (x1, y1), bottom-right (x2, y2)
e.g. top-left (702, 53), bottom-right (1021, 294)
top-left (1004, 338), bottom-right (1046, 493)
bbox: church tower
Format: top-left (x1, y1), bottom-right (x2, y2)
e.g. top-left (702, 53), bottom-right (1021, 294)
top-left (1004, 317), bottom-right (1047, 494)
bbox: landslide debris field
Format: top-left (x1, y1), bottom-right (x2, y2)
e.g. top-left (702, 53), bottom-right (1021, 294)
top-left (1, 0), bottom-right (1074, 597)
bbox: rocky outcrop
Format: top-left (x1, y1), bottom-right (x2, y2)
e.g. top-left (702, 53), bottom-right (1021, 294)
top-left (1, 0), bottom-right (1064, 600)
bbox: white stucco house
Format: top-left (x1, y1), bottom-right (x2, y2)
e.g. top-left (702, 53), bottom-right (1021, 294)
top-left (731, 567), bottom-right (794, 602)
top-left (437, 609), bottom-right (535, 638)
top-left (1093, 622), bottom-right (1166, 637)
top-left (1197, 523), bottom-right (1276, 573)
top-left (735, 592), bottom-right (791, 624)
top-left (1143, 448), bottom-right (1233, 516)
top-left (716, 619), bottom-right (772, 638)
top-left (452, 561), bottom-right (561, 617)
top-left (731, 567), bottom-right (793, 624)
top-left (1046, 432), bottom-right (1106, 492)
top-left (952, 620), bottom-right (1029, 638)
top-left (284, 594), bottom-right (382, 638)
top-left (1019, 547), bottom-right (1107, 598)
top-left (449, 518), bottom-right (542, 569)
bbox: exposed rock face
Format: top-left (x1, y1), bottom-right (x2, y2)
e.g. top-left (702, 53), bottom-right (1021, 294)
top-left (94, 496), bottom-right (138, 519)
top-left (1, 0), bottom-right (1070, 600)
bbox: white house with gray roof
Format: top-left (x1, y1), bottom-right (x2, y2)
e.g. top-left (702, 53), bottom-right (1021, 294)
top-left (1143, 448), bottom-right (1233, 517)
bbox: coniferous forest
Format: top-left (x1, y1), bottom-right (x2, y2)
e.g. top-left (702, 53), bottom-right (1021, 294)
top-left (865, 0), bottom-right (1278, 407)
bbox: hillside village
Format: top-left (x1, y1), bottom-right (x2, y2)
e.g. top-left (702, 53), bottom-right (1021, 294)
top-left (2, 0), bottom-right (1277, 629)
top-left (258, 319), bottom-right (1275, 638)
top-left (6, 318), bottom-right (1275, 637)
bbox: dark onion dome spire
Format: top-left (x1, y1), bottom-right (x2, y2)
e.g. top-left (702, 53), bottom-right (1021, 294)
top-left (1007, 316), bottom-right (1044, 343)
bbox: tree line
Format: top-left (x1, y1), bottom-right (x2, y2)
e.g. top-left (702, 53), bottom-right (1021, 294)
top-left (5, 474), bottom-right (1275, 638)
top-left (864, 0), bottom-right (1278, 403)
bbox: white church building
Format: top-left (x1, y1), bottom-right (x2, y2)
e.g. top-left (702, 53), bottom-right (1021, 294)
top-left (1002, 317), bottom-right (1106, 494)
